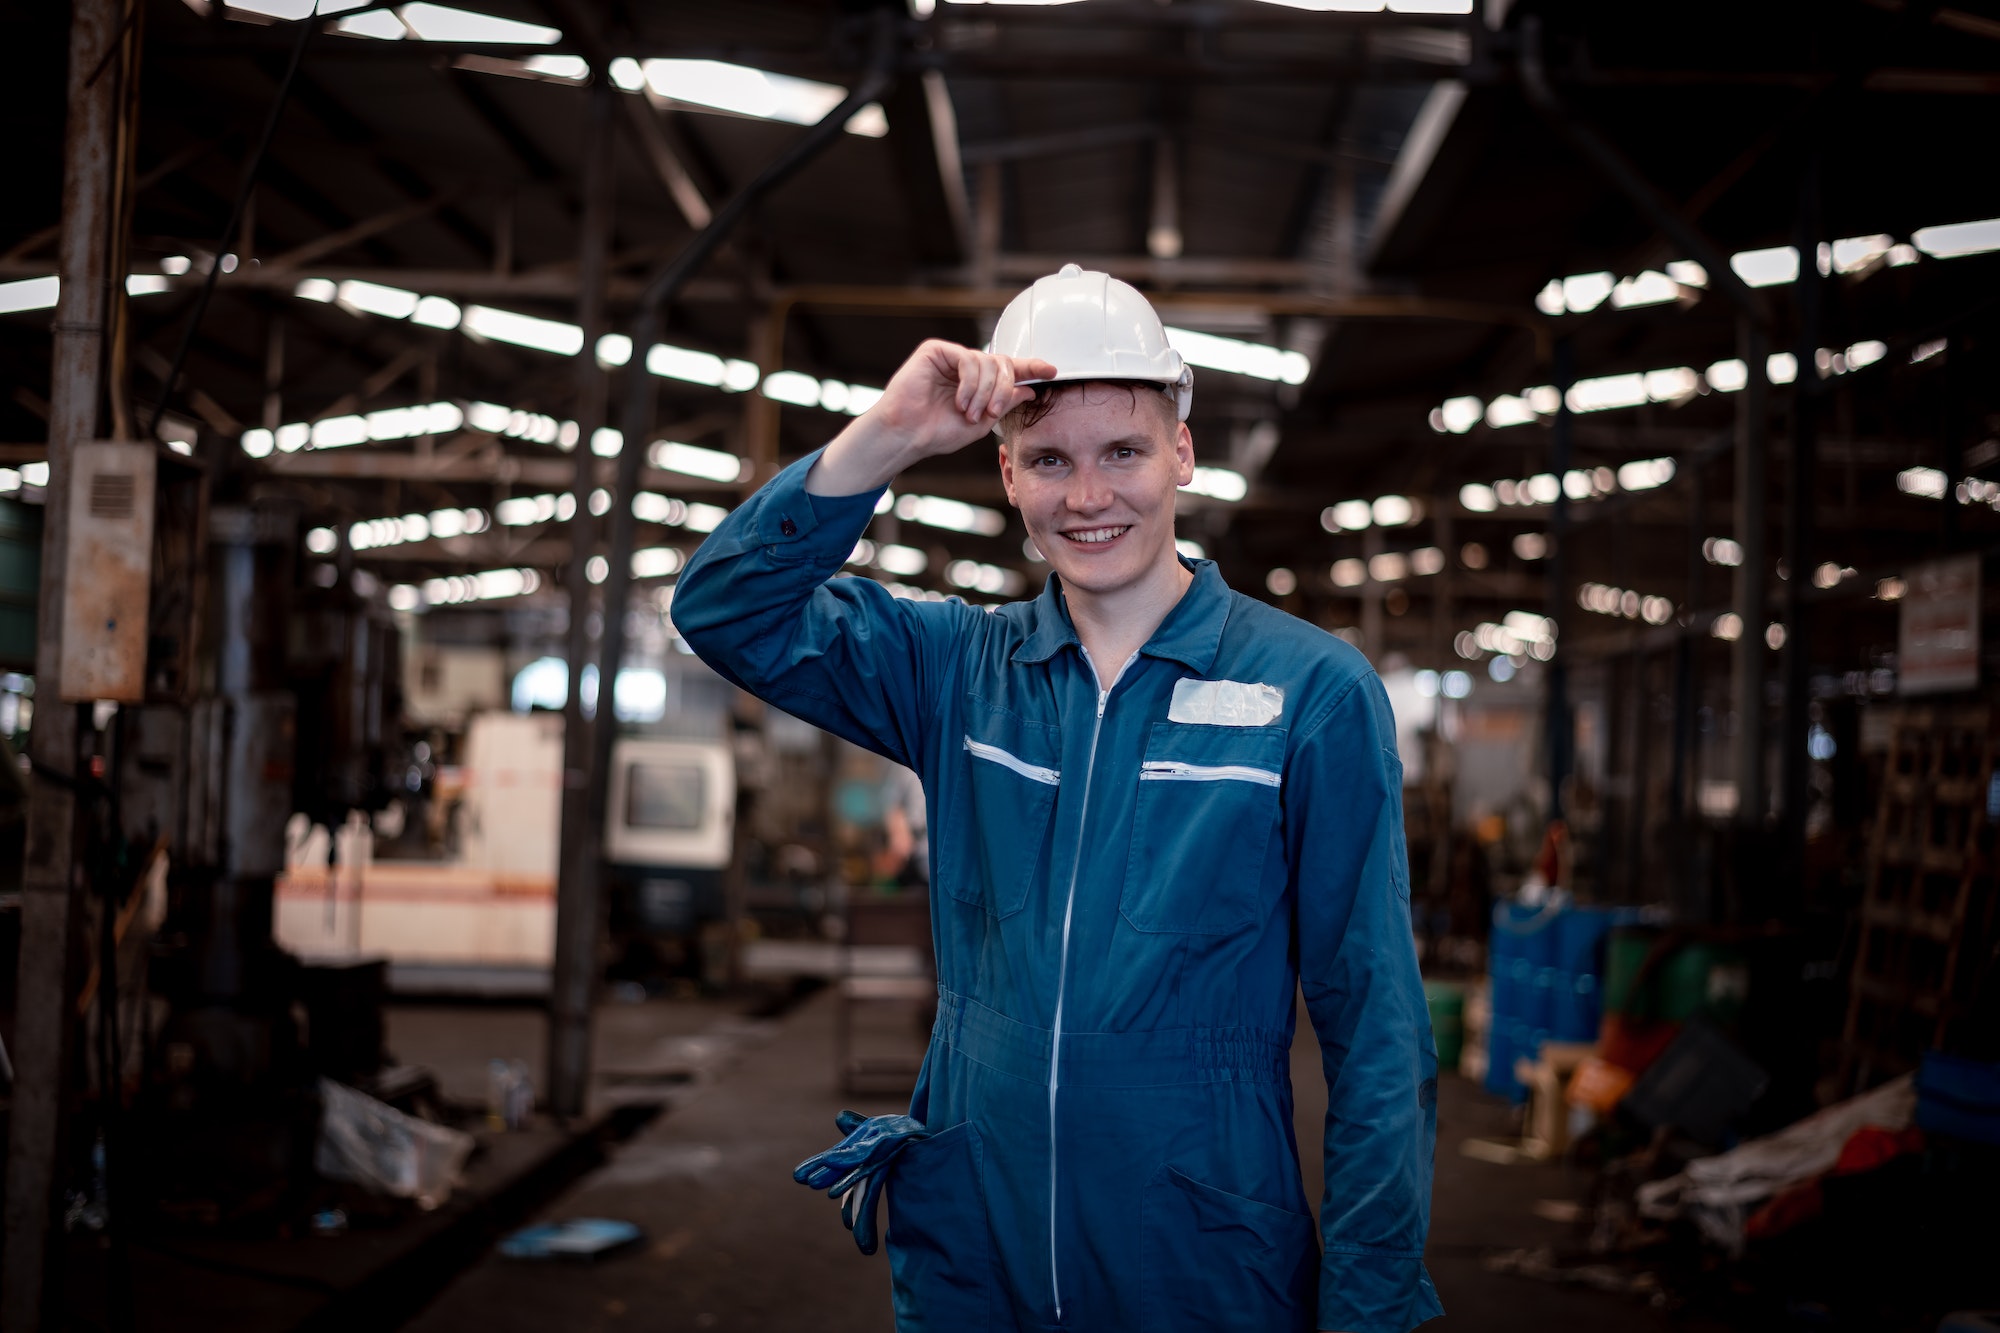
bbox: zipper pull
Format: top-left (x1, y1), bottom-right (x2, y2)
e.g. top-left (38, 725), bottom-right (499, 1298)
top-left (1096, 689), bottom-right (1108, 720)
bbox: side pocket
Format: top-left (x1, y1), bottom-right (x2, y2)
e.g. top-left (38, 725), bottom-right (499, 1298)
top-left (1140, 1167), bottom-right (1318, 1333)
top-left (886, 1122), bottom-right (996, 1332)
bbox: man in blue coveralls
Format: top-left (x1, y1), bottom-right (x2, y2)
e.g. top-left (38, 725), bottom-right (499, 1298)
top-left (673, 265), bottom-right (1442, 1333)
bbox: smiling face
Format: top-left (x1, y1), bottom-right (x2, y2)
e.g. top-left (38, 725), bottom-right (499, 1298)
top-left (997, 383), bottom-right (1195, 605)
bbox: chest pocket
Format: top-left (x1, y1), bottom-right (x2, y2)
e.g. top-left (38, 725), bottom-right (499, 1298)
top-left (943, 694), bottom-right (1061, 919)
top-left (1121, 722), bottom-right (1286, 935)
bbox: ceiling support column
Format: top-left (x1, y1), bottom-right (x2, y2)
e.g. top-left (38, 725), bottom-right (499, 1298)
top-left (1732, 320), bottom-right (1772, 831)
top-left (1778, 153), bottom-right (1824, 897)
top-left (1545, 338), bottom-right (1575, 823)
top-left (548, 70), bottom-right (616, 1123)
top-left (3, 0), bottom-right (119, 1323)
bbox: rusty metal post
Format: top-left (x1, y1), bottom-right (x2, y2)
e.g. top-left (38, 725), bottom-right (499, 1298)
top-left (742, 305), bottom-right (785, 491)
top-left (3, 0), bottom-right (119, 1323)
top-left (549, 72), bottom-right (616, 1121)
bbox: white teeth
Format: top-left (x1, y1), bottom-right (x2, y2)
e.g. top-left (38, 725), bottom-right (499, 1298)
top-left (1063, 526), bottom-right (1128, 545)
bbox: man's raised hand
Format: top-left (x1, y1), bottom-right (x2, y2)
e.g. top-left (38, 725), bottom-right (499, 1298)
top-left (807, 340), bottom-right (1057, 497)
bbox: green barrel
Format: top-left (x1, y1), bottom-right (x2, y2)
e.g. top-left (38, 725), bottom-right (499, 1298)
top-left (1602, 928), bottom-right (1746, 1027)
top-left (1424, 980), bottom-right (1466, 1070)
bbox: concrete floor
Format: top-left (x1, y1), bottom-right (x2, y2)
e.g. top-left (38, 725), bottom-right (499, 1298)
top-left (396, 988), bottom-right (1733, 1333)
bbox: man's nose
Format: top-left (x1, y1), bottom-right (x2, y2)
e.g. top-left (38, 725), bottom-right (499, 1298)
top-left (1065, 463), bottom-right (1113, 513)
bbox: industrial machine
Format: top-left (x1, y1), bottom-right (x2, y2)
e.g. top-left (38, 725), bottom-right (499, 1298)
top-left (601, 735), bottom-right (737, 986)
top-left (275, 714), bottom-right (735, 994)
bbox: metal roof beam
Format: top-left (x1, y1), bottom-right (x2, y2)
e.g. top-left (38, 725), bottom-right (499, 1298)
top-left (258, 193), bottom-right (460, 274)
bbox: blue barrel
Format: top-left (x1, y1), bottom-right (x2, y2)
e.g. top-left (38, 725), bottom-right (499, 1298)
top-left (1549, 906), bottom-right (1643, 1042)
top-left (1485, 899), bottom-right (1564, 1101)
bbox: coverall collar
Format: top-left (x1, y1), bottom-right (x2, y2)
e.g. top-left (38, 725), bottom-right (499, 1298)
top-left (1010, 558), bottom-right (1230, 676)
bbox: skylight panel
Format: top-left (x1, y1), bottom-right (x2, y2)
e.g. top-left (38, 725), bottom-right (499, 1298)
top-left (652, 441), bottom-right (749, 484)
top-left (522, 54), bottom-right (589, 81)
top-left (412, 296), bottom-right (462, 329)
top-left (1185, 467), bottom-right (1248, 502)
top-left (1610, 270), bottom-right (1678, 309)
top-left (641, 59), bottom-right (888, 137)
top-left (461, 305), bottom-right (584, 355)
top-left (632, 547), bottom-right (684, 579)
top-left (232, 0), bottom-right (369, 18)
top-left (0, 276), bottom-right (59, 314)
top-left (399, 4), bottom-right (559, 43)
top-left (649, 344), bottom-right (729, 387)
top-left (1559, 272), bottom-right (1614, 313)
top-left (1827, 234), bottom-right (1893, 274)
top-left (1484, 395), bottom-right (1536, 428)
top-left (682, 503), bottom-right (730, 534)
top-left (336, 279), bottom-right (420, 319)
top-left (1565, 373), bottom-right (1647, 414)
top-left (333, 9), bottom-right (406, 38)
top-left (1166, 327), bottom-right (1310, 385)
top-left (761, 370), bottom-right (823, 406)
top-left (1730, 246), bottom-right (1799, 288)
top-left (1247, 0), bottom-right (1471, 9)
top-left (895, 493), bottom-right (1008, 536)
top-left (1914, 217), bottom-right (2000, 259)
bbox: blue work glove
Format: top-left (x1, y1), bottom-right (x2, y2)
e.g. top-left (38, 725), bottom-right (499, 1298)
top-left (793, 1110), bottom-right (929, 1254)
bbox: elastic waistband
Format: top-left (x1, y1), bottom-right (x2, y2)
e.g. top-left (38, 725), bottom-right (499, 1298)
top-left (933, 986), bottom-right (1289, 1088)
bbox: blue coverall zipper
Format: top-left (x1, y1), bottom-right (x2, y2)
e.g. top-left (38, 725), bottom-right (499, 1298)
top-left (1049, 647), bottom-right (1128, 1323)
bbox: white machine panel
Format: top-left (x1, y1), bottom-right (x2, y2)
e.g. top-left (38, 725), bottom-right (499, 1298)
top-left (603, 737), bottom-right (734, 870)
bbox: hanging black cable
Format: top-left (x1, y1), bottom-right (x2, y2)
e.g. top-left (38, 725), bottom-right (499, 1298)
top-left (145, 2), bottom-right (319, 439)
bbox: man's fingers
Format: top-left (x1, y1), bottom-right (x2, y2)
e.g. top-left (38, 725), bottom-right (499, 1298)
top-left (962, 354), bottom-right (1000, 423)
top-left (1010, 356), bottom-right (1059, 383)
top-left (987, 360), bottom-right (1018, 420)
top-left (941, 343), bottom-right (977, 414)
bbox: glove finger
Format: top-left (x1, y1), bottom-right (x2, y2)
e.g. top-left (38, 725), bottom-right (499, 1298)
top-left (796, 1147), bottom-right (864, 1190)
top-left (840, 1177), bottom-right (861, 1233)
top-left (835, 1109), bottom-right (868, 1135)
top-left (851, 1170), bottom-right (887, 1256)
top-left (826, 1162), bottom-right (872, 1200)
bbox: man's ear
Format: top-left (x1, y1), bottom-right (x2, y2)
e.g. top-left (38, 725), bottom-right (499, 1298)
top-left (1173, 422), bottom-right (1195, 487)
top-left (998, 439), bottom-right (1020, 507)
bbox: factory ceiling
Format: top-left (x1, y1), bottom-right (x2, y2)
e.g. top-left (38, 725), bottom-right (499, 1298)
top-left (2, 0), bottom-right (1998, 669)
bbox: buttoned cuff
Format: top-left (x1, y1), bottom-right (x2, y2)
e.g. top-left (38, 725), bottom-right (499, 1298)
top-left (1317, 1250), bottom-right (1444, 1333)
top-left (741, 447), bottom-right (886, 558)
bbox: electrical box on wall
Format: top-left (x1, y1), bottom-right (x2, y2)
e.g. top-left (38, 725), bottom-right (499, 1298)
top-left (59, 441), bottom-right (157, 703)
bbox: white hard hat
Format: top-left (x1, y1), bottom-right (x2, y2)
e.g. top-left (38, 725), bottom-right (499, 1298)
top-left (987, 263), bottom-right (1193, 422)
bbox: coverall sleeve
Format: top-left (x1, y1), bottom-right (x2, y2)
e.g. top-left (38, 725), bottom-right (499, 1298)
top-left (1288, 671), bottom-right (1444, 1333)
top-left (671, 448), bottom-right (967, 770)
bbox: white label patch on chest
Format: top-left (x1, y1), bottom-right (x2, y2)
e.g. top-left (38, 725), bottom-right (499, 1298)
top-left (1167, 678), bottom-right (1285, 727)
